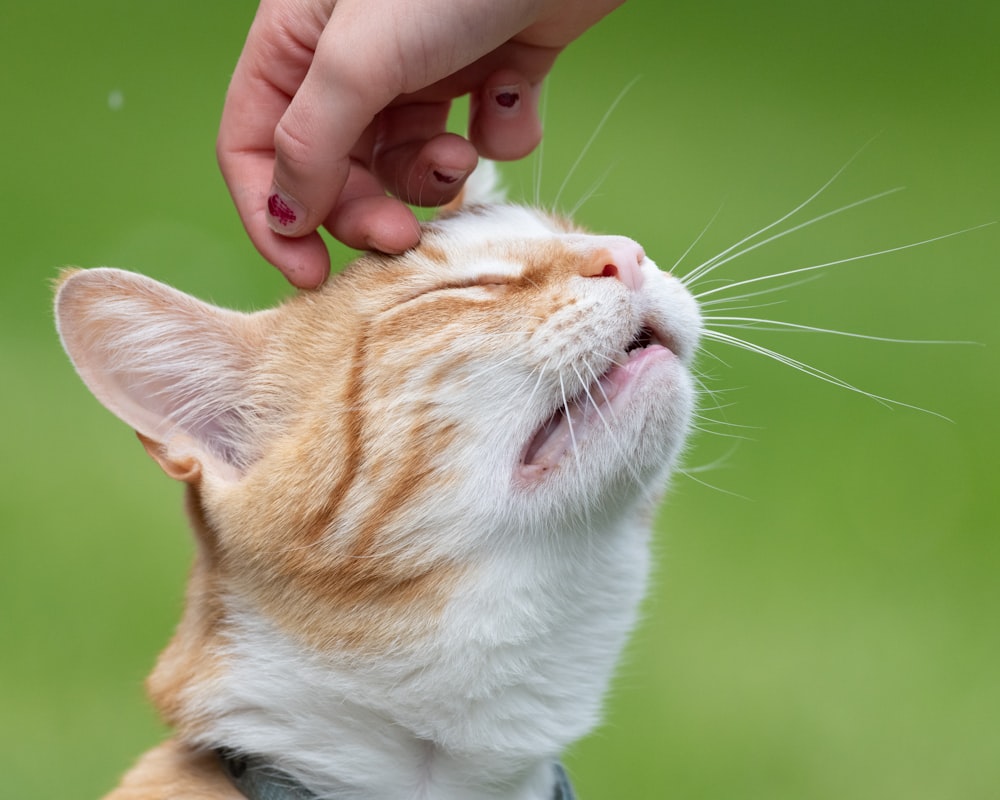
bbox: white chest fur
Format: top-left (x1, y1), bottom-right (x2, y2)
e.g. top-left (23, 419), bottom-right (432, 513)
top-left (193, 512), bottom-right (652, 800)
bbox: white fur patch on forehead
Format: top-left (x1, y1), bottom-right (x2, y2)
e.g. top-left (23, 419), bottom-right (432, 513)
top-left (446, 203), bottom-right (559, 240)
top-left (460, 159), bottom-right (507, 206)
top-left (425, 204), bottom-right (565, 282)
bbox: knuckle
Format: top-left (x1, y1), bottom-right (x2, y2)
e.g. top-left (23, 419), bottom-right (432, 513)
top-left (273, 117), bottom-right (314, 173)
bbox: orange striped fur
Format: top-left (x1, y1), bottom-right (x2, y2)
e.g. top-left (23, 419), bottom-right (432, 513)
top-left (55, 166), bottom-right (702, 799)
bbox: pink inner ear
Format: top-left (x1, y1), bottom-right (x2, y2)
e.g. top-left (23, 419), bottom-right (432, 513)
top-left (55, 267), bottom-right (263, 475)
top-left (137, 433), bottom-right (202, 483)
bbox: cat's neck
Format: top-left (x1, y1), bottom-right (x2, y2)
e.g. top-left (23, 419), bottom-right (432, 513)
top-left (216, 745), bottom-right (568, 800)
top-left (178, 511), bottom-right (651, 799)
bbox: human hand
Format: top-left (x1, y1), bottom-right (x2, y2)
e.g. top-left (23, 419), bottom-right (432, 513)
top-left (217, 0), bottom-right (626, 288)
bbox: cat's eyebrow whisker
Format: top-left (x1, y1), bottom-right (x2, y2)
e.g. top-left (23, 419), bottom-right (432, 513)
top-left (680, 138), bottom-right (880, 287)
top-left (704, 316), bottom-right (979, 345)
top-left (533, 80), bottom-right (549, 207)
top-left (694, 222), bottom-right (997, 302)
top-left (567, 162), bottom-right (615, 219)
top-left (553, 75), bottom-right (640, 213)
top-left (702, 329), bottom-right (951, 420)
top-left (671, 203), bottom-right (725, 274)
top-left (684, 187), bottom-right (904, 289)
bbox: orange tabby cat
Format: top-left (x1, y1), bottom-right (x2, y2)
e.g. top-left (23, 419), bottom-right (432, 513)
top-left (55, 165), bottom-right (702, 799)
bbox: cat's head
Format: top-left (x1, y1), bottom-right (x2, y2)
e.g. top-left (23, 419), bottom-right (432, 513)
top-left (54, 165), bottom-right (702, 734)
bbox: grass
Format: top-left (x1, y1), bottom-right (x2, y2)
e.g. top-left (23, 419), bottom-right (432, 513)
top-left (1, 1), bottom-right (998, 797)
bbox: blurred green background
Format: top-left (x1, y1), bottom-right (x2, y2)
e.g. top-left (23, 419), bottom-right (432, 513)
top-left (2, 1), bottom-right (998, 797)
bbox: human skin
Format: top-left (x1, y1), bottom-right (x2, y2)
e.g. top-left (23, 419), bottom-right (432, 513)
top-left (217, 0), bottom-right (626, 288)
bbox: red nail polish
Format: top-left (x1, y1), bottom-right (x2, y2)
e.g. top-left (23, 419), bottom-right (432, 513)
top-left (490, 85), bottom-right (521, 112)
top-left (267, 193), bottom-right (297, 226)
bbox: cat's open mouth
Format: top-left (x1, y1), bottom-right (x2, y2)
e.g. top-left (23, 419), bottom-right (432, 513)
top-left (519, 326), bottom-right (675, 476)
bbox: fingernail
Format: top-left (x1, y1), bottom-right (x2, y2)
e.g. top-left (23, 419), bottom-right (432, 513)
top-left (266, 187), bottom-right (306, 235)
top-left (489, 85), bottom-right (521, 114)
top-left (431, 168), bottom-right (468, 185)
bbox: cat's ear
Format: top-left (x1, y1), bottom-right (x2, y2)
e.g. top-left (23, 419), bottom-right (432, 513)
top-left (55, 268), bottom-right (271, 483)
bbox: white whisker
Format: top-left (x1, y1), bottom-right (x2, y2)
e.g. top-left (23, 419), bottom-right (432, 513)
top-left (567, 162), bottom-right (615, 219)
top-left (553, 76), bottom-right (640, 212)
top-left (676, 466), bottom-right (750, 500)
top-left (702, 329), bottom-right (951, 420)
top-left (578, 362), bottom-right (645, 486)
top-left (533, 81), bottom-right (549, 207)
top-left (680, 138), bottom-right (881, 286)
top-left (690, 422), bottom-right (753, 442)
top-left (671, 204), bottom-right (725, 274)
top-left (523, 359), bottom-right (552, 415)
top-left (704, 317), bottom-right (979, 345)
top-left (685, 187), bottom-right (904, 289)
top-left (557, 371), bottom-right (593, 529)
top-left (683, 442), bottom-right (745, 474)
top-left (558, 372), bottom-right (579, 456)
top-left (698, 274), bottom-right (825, 307)
top-left (695, 222), bottom-right (996, 301)
top-left (455, 353), bottom-right (529, 387)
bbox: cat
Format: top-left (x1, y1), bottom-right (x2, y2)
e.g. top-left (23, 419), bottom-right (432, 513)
top-left (55, 163), bottom-right (703, 800)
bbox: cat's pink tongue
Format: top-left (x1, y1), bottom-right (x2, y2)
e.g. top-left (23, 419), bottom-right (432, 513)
top-left (521, 345), bottom-right (673, 475)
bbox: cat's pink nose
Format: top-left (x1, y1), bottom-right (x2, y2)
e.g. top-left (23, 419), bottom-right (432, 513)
top-left (581, 236), bottom-right (645, 290)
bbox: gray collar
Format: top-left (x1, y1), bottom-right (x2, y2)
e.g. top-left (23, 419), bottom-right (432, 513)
top-left (217, 749), bottom-right (576, 800)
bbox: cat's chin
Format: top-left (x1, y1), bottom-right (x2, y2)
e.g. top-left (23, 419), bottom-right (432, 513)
top-left (516, 339), bottom-right (679, 482)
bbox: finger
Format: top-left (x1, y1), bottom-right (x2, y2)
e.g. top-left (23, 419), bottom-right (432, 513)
top-left (266, 0), bottom-right (541, 238)
top-left (266, 5), bottom-right (406, 239)
top-left (373, 103), bottom-right (480, 206)
top-left (217, 141), bottom-right (332, 289)
top-left (469, 69), bottom-right (545, 161)
top-left (255, 230), bottom-right (332, 290)
top-left (325, 162), bottom-right (422, 253)
top-left (268, 0), bottom-right (569, 243)
top-left (218, 2), bottom-right (334, 283)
